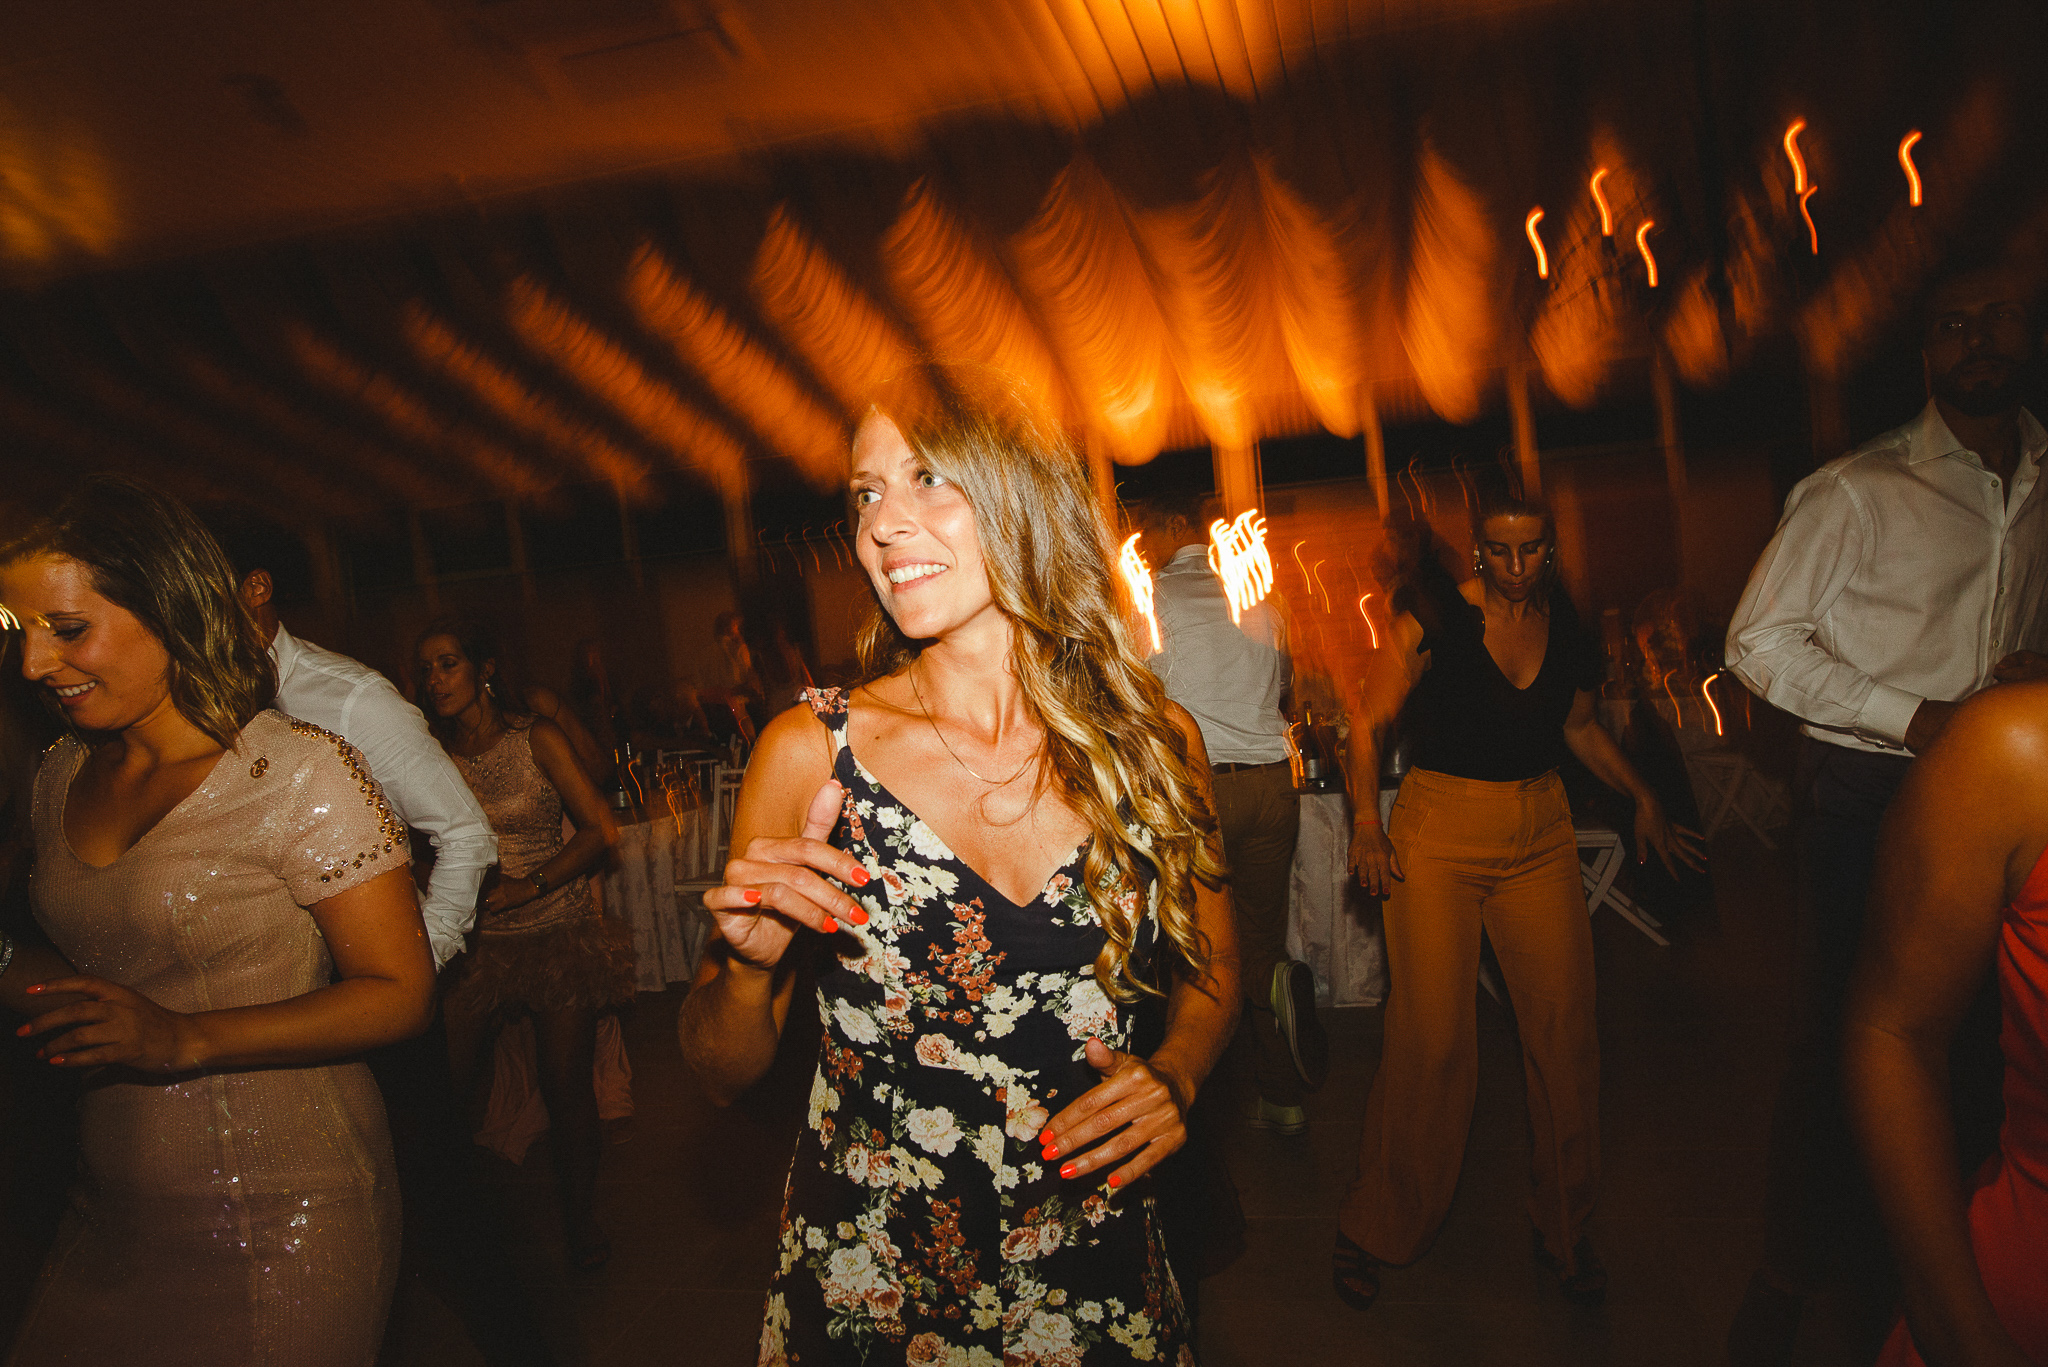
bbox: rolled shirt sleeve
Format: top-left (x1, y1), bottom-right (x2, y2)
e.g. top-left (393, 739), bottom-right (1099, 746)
top-left (1725, 468), bottom-right (1923, 750)
top-left (338, 685), bottom-right (496, 967)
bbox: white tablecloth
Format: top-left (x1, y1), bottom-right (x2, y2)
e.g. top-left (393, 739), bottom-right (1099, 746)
top-left (1286, 790), bottom-right (1388, 1008)
top-left (604, 813), bottom-right (708, 992)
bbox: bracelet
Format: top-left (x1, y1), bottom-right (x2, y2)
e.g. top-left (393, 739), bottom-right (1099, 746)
top-left (0, 931), bottom-right (14, 980)
top-left (531, 869), bottom-right (551, 898)
top-left (1353, 814), bottom-right (1380, 828)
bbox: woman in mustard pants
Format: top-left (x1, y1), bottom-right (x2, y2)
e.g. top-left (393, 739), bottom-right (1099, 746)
top-left (1335, 487), bottom-right (1704, 1310)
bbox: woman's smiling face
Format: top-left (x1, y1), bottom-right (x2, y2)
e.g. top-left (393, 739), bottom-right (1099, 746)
top-left (851, 413), bottom-right (999, 645)
top-left (1, 553), bottom-right (177, 734)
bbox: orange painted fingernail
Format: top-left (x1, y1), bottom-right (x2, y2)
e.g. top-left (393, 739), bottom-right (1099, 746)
top-left (1039, 1128), bottom-right (1055, 1145)
top-left (46, 1056), bottom-right (64, 1066)
top-left (742, 889), bottom-right (761, 904)
top-left (1108, 1173), bottom-right (1122, 1188)
top-left (1060, 1162), bottom-right (1076, 1179)
top-left (849, 868), bottom-right (870, 886)
top-left (24, 984), bottom-right (42, 995)
top-left (1041, 1145), bottom-right (1058, 1161)
top-left (822, 917), bottom-right (838, 934)
top-left (849, 908), bottom-right (869, 925)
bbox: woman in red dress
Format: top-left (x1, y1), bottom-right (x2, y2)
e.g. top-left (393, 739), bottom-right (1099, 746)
top-left (1846, 680), bottom-right (2048, 1367)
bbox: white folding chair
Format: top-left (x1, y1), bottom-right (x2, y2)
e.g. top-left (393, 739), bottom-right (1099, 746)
top-left (1574, 825), bottom-right (1670, 947)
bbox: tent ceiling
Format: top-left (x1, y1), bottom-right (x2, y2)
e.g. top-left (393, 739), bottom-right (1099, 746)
top-left (2, 0), bottom-right (2043, 528)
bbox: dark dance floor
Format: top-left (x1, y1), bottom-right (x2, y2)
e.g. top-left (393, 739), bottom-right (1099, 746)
top-left (0, 824), bottom-right (1880, 1365)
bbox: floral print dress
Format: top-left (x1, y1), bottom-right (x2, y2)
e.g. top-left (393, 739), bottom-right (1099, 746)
top-left (759, 689), bottom-right (1194, 1367)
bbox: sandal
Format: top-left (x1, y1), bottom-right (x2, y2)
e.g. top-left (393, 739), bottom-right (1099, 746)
top-left (1531, 1228), bottom-right (1607, 1306)
top-left (1332, 1232), bottom-right (1382, 1311)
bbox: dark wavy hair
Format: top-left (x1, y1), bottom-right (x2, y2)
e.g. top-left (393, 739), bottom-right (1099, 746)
top-left (0, 476), bottom-right (276, 750)
top-left (412, 613), bottom-right (532, 744)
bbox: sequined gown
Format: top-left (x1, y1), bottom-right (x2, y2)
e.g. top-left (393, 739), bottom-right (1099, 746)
top-left (758, 689), bottom-right (1194, 1367)
top-left (10, 711), bottom-right (411, 1367)
top-left (446, 723), bottom-right (633, 1017)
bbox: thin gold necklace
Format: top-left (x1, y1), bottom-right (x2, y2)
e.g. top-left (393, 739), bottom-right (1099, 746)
top-left (909, 660), bottom-right (1037, 787)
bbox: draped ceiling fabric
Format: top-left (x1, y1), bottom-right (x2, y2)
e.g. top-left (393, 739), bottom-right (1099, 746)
top-left (1, 0), bottom-right (2044, 531)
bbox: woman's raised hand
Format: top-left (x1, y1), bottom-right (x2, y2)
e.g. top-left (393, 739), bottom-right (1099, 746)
top-left (17, 977), bottom-right (204, 1073)
top-left (1038, 1038), bottom-right (1192, 1189)
top-left (704, 777), bottom-right (872, 972)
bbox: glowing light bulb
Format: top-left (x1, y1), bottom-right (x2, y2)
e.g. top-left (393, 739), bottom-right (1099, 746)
top-left (1118, 532), bottom-right (1162, 654)
top-left (1525, 207), bottom-right (1550, 279)
top-left (1590, 168), bottom-right (1614, 237)
top-left (1635, 220), bottom-right (1659, 287)
top-left (1783, 119), bottom-right (1809, 193)
top-left (1207, 512), bottom-right (1274, 626)
top-left (1898, 130), bottom-right (1923, 207)
top-left (1357, 593), bottom-right (1381, 648)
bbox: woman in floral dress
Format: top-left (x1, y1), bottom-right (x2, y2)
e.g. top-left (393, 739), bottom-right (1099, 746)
top-left (679, 365), bottom-right (1239, 1366)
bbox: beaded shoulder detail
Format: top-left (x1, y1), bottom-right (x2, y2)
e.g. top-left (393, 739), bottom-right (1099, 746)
top-left (281, 716), bottom-right (409, 886)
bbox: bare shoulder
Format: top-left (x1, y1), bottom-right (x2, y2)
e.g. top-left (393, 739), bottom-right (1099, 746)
top-left (1933, 684), bottom-right (2048, 775)
top-left (523, 684), bottom-right (565, 717)
top-left (752, 701), bottom-right (837, 784)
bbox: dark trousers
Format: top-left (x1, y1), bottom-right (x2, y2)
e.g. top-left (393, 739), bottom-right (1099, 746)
top-left (369, 1007), bottom-right (554, 1367)
top-left (1761, 742), bottom-right (2008, 1294)
top-left (1760, 743), bottom-right (1910, 1290)
top-left (1212, 761), bottom-right (1303, 1106)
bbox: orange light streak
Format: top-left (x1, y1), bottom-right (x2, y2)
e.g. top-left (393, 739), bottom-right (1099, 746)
top-left (1662, 673), bottom-right (1681, 727)
top-left (1589, 169), bottom-right (1614, 236)
top-left (1310, 560), bottom-right (1331, 615)
top-left (1898, 130), bottom-right (1924, 206)
top-left (1291, 540), bottom-right (1311, 591)
top-left (1799, 187), bottom-right (1820, 255)
top-left (1357, 594), bottom-right (1381, 648)
top-left (0, 603), bottom-right (20, 631)
top-left (1635, 220), bottom-right (1660, 287)
top-left (1208, 512), bottom-right (1274, 625)
top-left (1701, 671), bottom-right (1726, 737)
top-left (1524, 207), bottom-right (1550, 279)
top-left (1783, 119), bottom-right (1809, 193)
top-left (1119, 533), bottom-right (1163, 654)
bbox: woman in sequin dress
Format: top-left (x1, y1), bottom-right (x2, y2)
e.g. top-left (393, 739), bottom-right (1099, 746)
top-left (0, 477), bottom-right (435, 1367)
top-left (678, 365), bottom-right (1240, 1366)
top-left (415, 615), bottom-right (634, 1270)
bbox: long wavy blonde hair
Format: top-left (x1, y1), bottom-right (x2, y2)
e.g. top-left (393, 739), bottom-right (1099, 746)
top-left (854, 364), bottom-right (1224, 1000)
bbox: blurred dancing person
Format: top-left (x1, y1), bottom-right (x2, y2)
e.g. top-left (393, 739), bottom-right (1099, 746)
top-left (1725, 258), bottom-right (2046, 1363)
top-left (1846, 684), bottom-right (2048, 1367)
top-left (0, 477), bottom-right (433, 1367)
top-left (207, 512), bottom-right (554, 1366)
top-left (415, 616), bottom-right (633, 1271)
top-left (1335, 483), bottom-right (1701, 1311)
top-left (679, 365), bottom-right (1237, 1365)
top-left (1140, 490), bottom-right (1324, 1130)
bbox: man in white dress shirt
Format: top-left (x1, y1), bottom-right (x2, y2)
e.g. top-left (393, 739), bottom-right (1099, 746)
top-left (1723, 260), bottom-right (2045, 1363)
top-left (207, 513), bottom-right (553, 1367)
top-left (1141, 491), bottom-right (1327, 1129)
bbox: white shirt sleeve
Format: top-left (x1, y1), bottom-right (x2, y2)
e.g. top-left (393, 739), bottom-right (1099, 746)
top-left (335, 677), bottom-right (497, 967)
top-left (1725, 470), bottom-right (1924, 748)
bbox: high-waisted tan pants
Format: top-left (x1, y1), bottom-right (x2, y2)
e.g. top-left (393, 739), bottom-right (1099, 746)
top-left (1338, 767), bottom-right (1601, 1266)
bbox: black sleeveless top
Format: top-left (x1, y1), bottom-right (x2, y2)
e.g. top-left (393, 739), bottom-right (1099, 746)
top-left (1397, 571), bottom-right (1604, 782)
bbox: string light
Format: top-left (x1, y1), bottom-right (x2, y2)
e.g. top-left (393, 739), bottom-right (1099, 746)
top-left (1590, 168), bottom-right (1614, 237)
top-left (1635, 220), bottom-right (1659, 287)
top-left (1208, 512), bottom-right (1274, 625)
top-left (1701, 671), bottom-right (1727, 738)
top-left (1118, 533), bottom-right (1162, 653)
top-left (1524, 207), bottom-right (1550, 278)
top-left (1783, 119), bottom-right (1809, 193)
top-left (1898, 130), bottom-right (1924, 206)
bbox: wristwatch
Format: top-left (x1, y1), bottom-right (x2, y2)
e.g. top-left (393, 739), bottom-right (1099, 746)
top-left (531, 869), bottom-right (551, 898)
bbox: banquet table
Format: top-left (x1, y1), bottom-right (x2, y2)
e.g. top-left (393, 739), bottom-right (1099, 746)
top-left (603, 801), bottom-right (714, 993)
top-left (1286, 789), bottom-right (1390, 1008)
